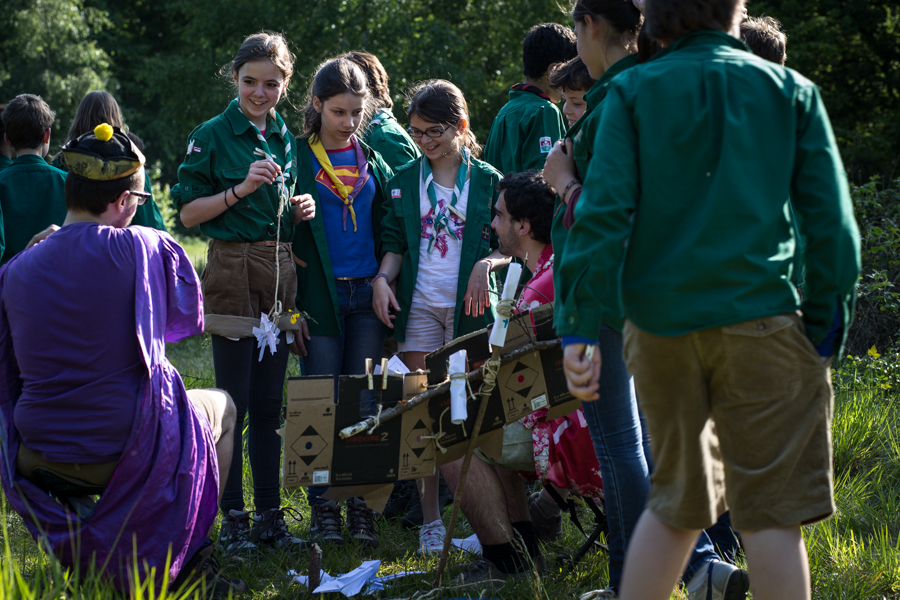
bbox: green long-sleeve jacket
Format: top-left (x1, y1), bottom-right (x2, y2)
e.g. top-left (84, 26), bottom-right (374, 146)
top-left (483, 89), bottom-right (566, 176)
top-left (381, 156), bottom-right (501, 342)
top-left (551, 54), bottom-right (639, 331)
top-left (363, 108), bottom-right (421, 172)
top-left (291, 136), bottom-right (394, 336)
top-left (556, 31), bottom-right (860, 350)
top-left (0, 155), bottom-right (67, 265)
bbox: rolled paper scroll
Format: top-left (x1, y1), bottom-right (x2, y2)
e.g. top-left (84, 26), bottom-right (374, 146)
top-left (449, 349), bottom-right (468, 425)
top-left (488, 262), bottom-right (523, 348)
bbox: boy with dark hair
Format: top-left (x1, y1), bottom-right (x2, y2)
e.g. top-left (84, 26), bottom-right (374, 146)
top-left (548, 57), bottom-right (597, 128)
top-left (0, 94), bottom-right (67, 265)
top-left (0, 104), bottom-right (15, 173)
top-left (556, 0), bottom-right (860, 599)
top-left (741, 15), bottom-right (787, 65)
top-left (483, 23), bottom-right (576, 175)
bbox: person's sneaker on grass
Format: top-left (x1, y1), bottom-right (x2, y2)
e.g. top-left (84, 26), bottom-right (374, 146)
top-left (310, 500), bottom-right (345, 547)
top-left (579, 588), bottom-right (618, 600)
top-left (250, 507), bottom-right (308, 551)
top-left (219, 509), bottom-right (257, 555)
top-left (453, 558), bottom-right (526, 587)
top-left (170, 539), bottom-right (247, 598)
top-left (346, 497), bottom-right (379, 548)
top-left (685, 560), bottom-right (750, 600)
top-left (417, 519), bottom-right (446, 555)
top-left (528, 491), bottom-right (563, 541)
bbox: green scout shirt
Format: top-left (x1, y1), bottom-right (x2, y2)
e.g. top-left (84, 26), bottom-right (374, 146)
top-left (363, 108), bottom-right (421, 171)
top-left (292, 137), bottom-right (394, 336)
top-left (557, 31), bottom-right (861, 350)
top-left (53, 153), bottom-right (167, 231)
top-left (551, 54), bottom-right (639, 331)
top-left (171, 100), bottom-right (296, 242)
top-left (483, 89), bottom-right (566, 175)
top-left (381, 156), bottom-right (501, 342)
top-left (0, 155), bottom-right (13, 173)
top-left (0, 155), bottom-right (68, 265)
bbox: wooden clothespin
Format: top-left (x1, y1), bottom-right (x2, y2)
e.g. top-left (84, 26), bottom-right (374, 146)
top-left (381, 358), bottom-right (389, 390)
top-left (366, 358), bottom-right (374, 390)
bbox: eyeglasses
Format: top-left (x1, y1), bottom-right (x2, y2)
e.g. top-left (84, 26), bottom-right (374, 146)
top-left (128, 190), bottom-right (151, 206)
top-left (406, 124), bottom-right (451, 139)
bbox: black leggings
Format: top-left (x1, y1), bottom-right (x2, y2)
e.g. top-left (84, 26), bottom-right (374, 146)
top-left (212, 333), bottom-right (288, 514)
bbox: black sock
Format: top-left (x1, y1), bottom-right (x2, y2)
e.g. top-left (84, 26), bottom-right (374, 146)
top-left (482, 541), bottom-right (528, 574)
top-left (512, 521), bottom-right (540, 558)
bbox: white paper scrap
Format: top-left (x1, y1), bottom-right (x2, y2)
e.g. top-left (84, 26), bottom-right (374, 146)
top-left (449, 349), bottom-right (468, 425)
top-left (288, 562), bottom-right (427, 597)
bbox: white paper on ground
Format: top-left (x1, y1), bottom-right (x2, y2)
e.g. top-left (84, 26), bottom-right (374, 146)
top-left (488, 262), bottom-right (522, 348)
top-left (452, 533), bottom-right (482, 554)
top-left (373, 354), bottom-right (411, 375)
top-left (288, 562), bottom-right (427, 596)
top-left (449, 349), bottom-right (468, 424)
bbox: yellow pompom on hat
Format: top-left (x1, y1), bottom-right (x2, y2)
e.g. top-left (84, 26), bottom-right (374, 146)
top-left (62, 123), bottom-right (145, 181)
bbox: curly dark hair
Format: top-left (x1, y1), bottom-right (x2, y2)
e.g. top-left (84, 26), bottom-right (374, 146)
top-left (741, 16), bottom-right (787, 66)
top-left (549, 56), bottom-right (596, 92)
top-left (497, 170), bottom-right (555, 244)
top-left (523, 23), bottom-right (577, 79)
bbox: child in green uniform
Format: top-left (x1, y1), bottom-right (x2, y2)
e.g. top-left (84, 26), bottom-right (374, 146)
top-left (0, 94), bottom-right (67, 266)
top-left (342, 52), bottom-right (421, 171)
top-left (52, 91), bottom-right (167, 231)
top-left (291, 56), bottom-right (394, 549)
top-left (172, 32), bottom-right (316, 555)
top-left (557, 0), bottom-right (861, 598)
top-left (548, 56), bottom-right (596, 128)
top-left (0, 104), bottom-right (15, 173)
top-left (483, 23), bottom-right (576, 175)
top-left (372, 79), bottom-right (510, 556)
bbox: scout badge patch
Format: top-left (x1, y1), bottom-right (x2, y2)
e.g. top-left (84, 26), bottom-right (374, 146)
top-left (539, 137), bottom-right (552, 153)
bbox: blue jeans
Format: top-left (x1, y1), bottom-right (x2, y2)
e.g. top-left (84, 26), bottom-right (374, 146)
top-left (303, 278), bottom-right (386, 503)
top-left (581, 327), bottom-right (722, 592)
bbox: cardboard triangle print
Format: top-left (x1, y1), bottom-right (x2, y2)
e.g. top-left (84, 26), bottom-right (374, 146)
top-left (505, 361), bottom-right (539, 399)
top-left (292, 426), bottom-right (329, 467)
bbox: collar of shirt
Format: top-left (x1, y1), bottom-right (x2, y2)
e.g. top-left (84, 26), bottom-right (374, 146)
top-left (12, 154), bottom-right (50, 167)
top-left (666, 30), bottom-right (752, 55)
top-left (225, 98), bottom-right (269, 137)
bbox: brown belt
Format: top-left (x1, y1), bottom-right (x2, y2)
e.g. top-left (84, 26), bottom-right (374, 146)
top-left (335, 276), bottom-right (372, 281)
top-left (248, 241), bottom-right (308, 268)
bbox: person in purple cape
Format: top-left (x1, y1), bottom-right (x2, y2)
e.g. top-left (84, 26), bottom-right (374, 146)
top-left (0, 123), bottom-right (245, 596)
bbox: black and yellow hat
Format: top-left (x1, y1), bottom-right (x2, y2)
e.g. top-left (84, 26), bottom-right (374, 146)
top-left (62, 123), bottom-right (145, 181)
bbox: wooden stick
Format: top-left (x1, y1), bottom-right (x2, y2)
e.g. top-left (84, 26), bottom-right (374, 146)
top-left (338, 339), bottom-right (559, 439)
top-left (431, 349), bottom-right (500, 587)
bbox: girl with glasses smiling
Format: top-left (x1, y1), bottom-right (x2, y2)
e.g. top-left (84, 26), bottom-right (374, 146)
top-left (372, 79), bottom-right (510, 555)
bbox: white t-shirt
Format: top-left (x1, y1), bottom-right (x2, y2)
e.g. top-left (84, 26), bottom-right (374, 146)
top-left (411, 178), bottom-right (470, 308)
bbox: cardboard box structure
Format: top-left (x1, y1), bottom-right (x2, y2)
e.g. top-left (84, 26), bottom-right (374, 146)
top-left (281, 304), bottom-right (579, 503)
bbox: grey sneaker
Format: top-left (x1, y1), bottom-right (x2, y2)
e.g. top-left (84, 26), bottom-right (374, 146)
top-left (579, 588), bottom-right (618, 600)
top-left (250, 507), bottom-right (308, 551)
top-left (171, 539), bottom-right (248, 598)
top-left (529, 491), bottom-right (563, 541)
top-left (346, 497), bottom-right (379, 548)
top-left (310, 500), bottom-right (345, 547)
top-left (219, 509), bottom-right (257, 555)
top-left (453, 558), bottom-right (523, 587)
top-left (686, 560), bottom-right (750, 600)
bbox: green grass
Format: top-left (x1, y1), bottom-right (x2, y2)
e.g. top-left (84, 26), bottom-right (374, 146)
top-left (3, 340), bottom-right (900, 599)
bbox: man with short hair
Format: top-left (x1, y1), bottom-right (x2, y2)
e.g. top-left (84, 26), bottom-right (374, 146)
top-left (0, 125), bottom-right (244, 595)
top-left (0, 94), bottom-right (67, 265)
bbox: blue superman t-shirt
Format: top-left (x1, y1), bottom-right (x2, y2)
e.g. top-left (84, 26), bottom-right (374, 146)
top-left (310, 145), bottom-right (379, 278)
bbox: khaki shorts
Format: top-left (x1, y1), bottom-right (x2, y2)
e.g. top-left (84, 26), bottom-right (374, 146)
top-left (16, 388), bottom-right (228, 489)
top-left (622, 313), bottom-right (835, 531)
top-left (398, 304), bottom-right (455, 353)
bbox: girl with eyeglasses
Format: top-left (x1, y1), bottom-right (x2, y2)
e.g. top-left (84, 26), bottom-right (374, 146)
top-left (372, 79), bottom-right (510, 555)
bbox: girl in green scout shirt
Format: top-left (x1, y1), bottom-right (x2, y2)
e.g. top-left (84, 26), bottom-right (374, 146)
top-left (372, 79), bottom-right (510, 556)
top-left (342, 52), bottom-right (421, 171)
top-left (290, 56), bottom-right (394, 549)
top-left (52, 91), bottom-right (167, 231)
top-left (171, 32), bottom-right (316, 555)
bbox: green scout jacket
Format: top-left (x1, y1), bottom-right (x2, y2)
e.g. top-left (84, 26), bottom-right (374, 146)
top-left (0, 155), bottom-right (68, 265)
top-left (363, 108), bottom-right (421, 171)
top-left (0, 155), bottom-right (13, 173)
top-left (52, 153), bottom-right (167, 231)
top-left (292, 136), bottom-right (394, 336)
top-left (557, 31), bottom-right (861, 351)
top-left (551, 54), bottom-right (639, 332)
top-left (171, 101), bottom-right (296, 242)
top-left (483, 89), bottom-right (566, 176)
top-left (381, 156), bottom-right (501, 343)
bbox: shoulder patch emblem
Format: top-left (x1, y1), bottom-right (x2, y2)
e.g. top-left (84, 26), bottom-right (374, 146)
top-left (481, 224), bottom-right (491, 242)
top-left (539, 136), bottom-right (552, 153)
top-left (391, 188), bottom-right (401, 199)
top-left (187, 139), bottom-right (202, 154)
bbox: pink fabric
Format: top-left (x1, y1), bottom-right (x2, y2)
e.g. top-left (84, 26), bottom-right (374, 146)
top-left (516, 243), bottom-right (603, 496)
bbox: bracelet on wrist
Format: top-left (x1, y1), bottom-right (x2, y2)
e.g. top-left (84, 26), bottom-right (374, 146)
top-left (223, 188), bottom-right (233, 208)
top-left (232, 186), bottom-right (246, 201)
top-left (561, 179), bottom-right (580, 202)
top-left (371, 273), bottom-right (390, 286)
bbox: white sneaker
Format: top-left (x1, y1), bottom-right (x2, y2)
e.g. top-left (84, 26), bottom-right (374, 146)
top-left (417, 519), bottom-right (446, 555)
top-left (579, 588), bottom-right (618, 600)
top-left (685, 560), bottom-right (749, 600)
